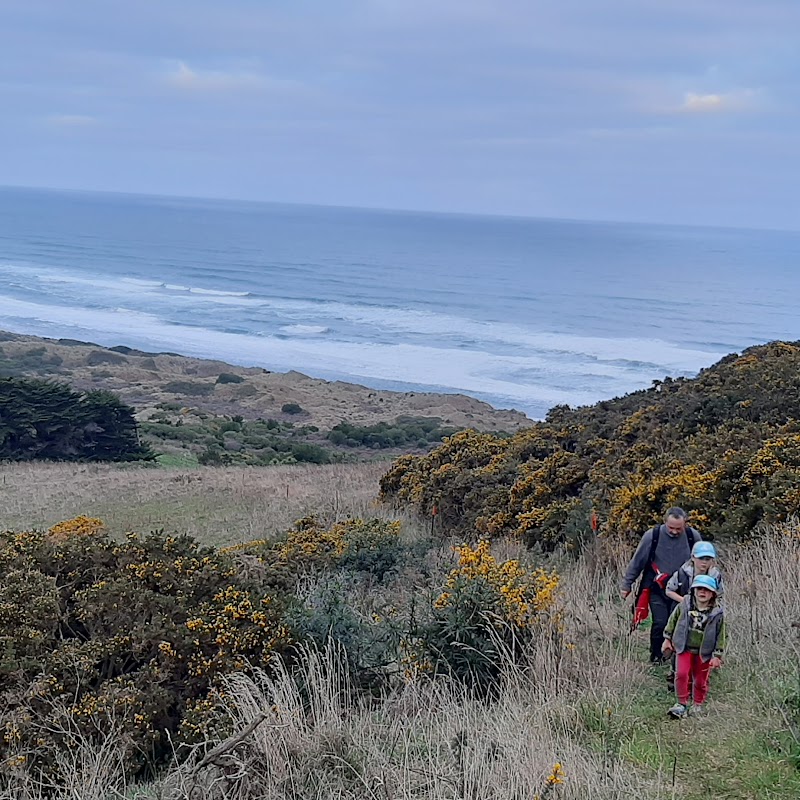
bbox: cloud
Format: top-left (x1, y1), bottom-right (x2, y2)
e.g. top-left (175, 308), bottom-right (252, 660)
top-left (639, 86), bottom-right (765, 116)
top-left (679, 88), bottom-right (759, 113)
top-left (46, 114), bottom-right (97, 126)
top-left (165, 61), bottom-right (277, 92)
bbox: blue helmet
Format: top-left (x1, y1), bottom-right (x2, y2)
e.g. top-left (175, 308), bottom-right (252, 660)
top-left (692, 541), bottom-right (717, 559)
top-left (691, 574), bottom-right (718, 593)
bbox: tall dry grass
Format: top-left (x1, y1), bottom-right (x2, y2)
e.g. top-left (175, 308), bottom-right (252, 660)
top-left (720, 526), bottom-right (800, 720)
top-left (164, 645), bottom-right (650, 800)
top-left (158, 524), bottom-right (800, 800)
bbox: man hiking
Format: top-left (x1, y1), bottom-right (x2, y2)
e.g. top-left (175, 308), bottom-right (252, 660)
top-left (620, 507), bottom-right (701, 664)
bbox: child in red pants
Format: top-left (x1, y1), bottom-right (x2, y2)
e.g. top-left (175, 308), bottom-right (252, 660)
top-left (661, 574), bottom-right (725, 718)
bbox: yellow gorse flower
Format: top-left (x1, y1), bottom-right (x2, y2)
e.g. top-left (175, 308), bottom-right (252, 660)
top-left (47, 515), bottom-right (104, 540)
top-left (547, 762), bottom-right (565, 785)
top-left (434, 540), bottom-right (559, 627)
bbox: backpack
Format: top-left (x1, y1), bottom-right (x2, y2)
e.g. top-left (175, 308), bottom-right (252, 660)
top-left (646, 524), bottom-right (697, 587)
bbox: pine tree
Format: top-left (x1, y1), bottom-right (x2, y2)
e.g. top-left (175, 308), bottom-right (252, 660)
top-left (0, 378), bottom-right (152, 462)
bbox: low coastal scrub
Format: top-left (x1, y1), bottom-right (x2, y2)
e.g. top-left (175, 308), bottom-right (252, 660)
top-left (381, 341), bottom-right (800, 544)
top-left (0, 512), bottom-right (571, 793)
top-left (327, 416), bottom-right (461, 449)
top-left (141, 411), bottom-right (337, 467)
top-left (3, 513), bottom-right (798, 799)
top-left (141, 409), bottom-right (464, 467)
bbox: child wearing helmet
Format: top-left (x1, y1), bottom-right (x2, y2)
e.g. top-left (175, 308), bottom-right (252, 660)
top-left (661, 574), bottom-right (725, 719)
top-left (663, 541), bottom-right (724, 692)
top-left (665, 540), bottom-right (724, 605)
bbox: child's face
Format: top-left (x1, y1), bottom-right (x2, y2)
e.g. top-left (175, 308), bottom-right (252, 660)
top-left (694, 587), bottom-right (715, 606)
top-left (692, 555), bottom-right (715, 575)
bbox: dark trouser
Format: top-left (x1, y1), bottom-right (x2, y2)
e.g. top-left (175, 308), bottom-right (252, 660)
top-left (648, 591), bottom-right (673, 663)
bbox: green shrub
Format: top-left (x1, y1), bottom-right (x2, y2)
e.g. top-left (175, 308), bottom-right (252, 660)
top-left (286, 575), bottom-right (399, 692)
top-left (85, 349), bottom-right (128, 366)
top-left (215, 372), bottom-right (245, 385)
top-left (163, 380), bottom-right (214, 396)
top-left (144, 420), bottom-right (202, 441)
top-left (290, 442), bottom-right (331, 464)
top-left (281, 402), bottom-right (304, 415)
top-left (0, 517), bottom-right (295, 781)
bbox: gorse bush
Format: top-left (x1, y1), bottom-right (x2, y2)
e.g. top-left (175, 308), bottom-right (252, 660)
top-left (0, 517), bottom-right (295, 781)
top-left (230, 515), bottom-right (404, 580)
top-left (381, 341), bottom-right (800, 544)
top-left (408, 540), bottom-right (560, 693)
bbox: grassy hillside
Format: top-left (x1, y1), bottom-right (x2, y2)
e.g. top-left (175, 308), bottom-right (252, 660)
top-left (0, 458), bottom-right (796, 800)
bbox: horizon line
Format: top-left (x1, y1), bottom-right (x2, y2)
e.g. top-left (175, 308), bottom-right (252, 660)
top-left (1, 181), bottom-right (797, 237)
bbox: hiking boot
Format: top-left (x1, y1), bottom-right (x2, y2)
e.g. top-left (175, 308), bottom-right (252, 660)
top-left (667, 703), bottom-right (687, 719)
top-left (688, 704), bottom-right (704, 716)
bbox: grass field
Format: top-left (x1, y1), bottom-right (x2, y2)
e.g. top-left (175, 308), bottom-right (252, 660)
top-left (0, 460), bottom-right (387, 547)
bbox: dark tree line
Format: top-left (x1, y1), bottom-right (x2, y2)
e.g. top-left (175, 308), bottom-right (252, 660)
top-left (0, 377), bottom-right (152, 461)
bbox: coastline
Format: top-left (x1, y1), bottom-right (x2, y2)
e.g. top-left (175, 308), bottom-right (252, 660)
top-left (0, 328), bottom-right (533, 432)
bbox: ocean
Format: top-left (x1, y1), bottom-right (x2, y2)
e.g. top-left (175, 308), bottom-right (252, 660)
top-left (2, 186), bottom-right (800, 419)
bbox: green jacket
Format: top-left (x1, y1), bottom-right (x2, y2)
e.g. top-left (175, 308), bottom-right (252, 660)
top-left (664, 596), bottom-right (725, 662)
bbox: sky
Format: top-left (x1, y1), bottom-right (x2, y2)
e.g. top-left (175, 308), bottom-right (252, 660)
top-left (1, 1), bottom-right (799, 228)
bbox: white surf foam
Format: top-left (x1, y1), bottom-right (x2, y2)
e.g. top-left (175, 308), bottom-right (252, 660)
top-left (187, 287), bottom-right (251, 297)
top-left (120, 277), bottom-right (167, 289)
top-left (233, 296), bottom-right (722, 374)
top-left (279, 324), bottom-right (330, 335)
top-left (3, 263), bottom-right (255, 305)
top-left (0, 295), bottom-right (723, 414)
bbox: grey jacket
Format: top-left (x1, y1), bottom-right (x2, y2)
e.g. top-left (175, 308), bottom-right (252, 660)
top-left (664, 596), bottom-right (725, 661)
top-left (621, 524), bottom-right (701, 593)
top-left (666, 561), bottom-right (724, 599)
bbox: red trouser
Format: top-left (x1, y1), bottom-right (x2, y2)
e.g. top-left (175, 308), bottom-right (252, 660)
top-left (675, 651), bottom-right (712, 705)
